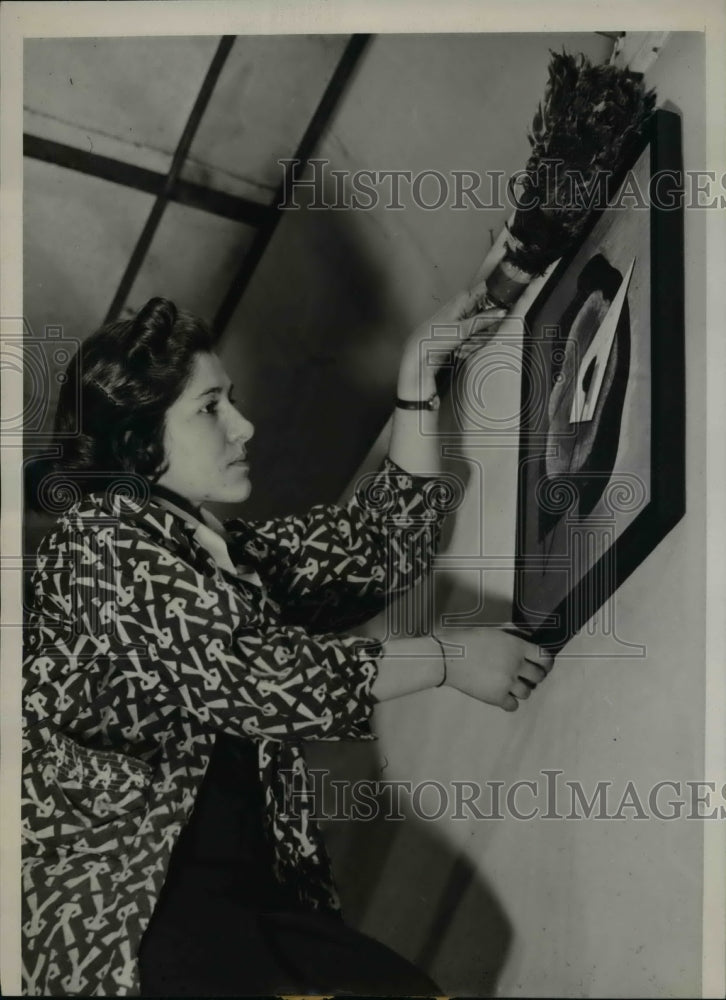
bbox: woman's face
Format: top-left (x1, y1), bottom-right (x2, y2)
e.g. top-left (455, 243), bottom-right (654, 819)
top-left (156, 351), bottom-right (254, 505)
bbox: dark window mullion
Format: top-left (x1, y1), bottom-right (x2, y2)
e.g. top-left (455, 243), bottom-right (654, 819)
top-left (104, 35), bottom-right (236, 323)
top-left (212, 33), bottom-right (372, 339)
top-left (24, 133), bottom-right (271, 227)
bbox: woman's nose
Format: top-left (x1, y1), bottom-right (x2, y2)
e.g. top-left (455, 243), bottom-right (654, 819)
top-left (227, 407), bottom-right (254, 444)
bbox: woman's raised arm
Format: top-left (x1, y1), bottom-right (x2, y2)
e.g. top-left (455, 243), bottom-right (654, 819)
top-left (389, 291), bottom-right (505, 475)
top-left (225, 456), bottom-right (450, 633)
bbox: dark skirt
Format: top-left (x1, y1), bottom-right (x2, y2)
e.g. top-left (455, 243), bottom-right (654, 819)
top-left (138, 735), bottom-right (439, 997)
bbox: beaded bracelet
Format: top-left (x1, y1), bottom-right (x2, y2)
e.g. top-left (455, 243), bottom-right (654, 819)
top-left (432, 635), bottom-right (448, 688)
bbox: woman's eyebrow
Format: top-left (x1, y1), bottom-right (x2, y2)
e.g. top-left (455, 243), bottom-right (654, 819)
top-left (194, 383), bottom-right (234, 400)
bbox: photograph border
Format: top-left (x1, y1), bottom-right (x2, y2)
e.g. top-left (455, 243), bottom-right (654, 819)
top-left (2, 5), bottom-right (725, 998)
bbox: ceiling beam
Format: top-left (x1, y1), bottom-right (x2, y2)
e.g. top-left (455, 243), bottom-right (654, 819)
top-left (24, 132), bottom-right (271, 228)
top-left (104, 35), bottom-right (236, 323)
top-left (211, 33), bottom-right (372, 339)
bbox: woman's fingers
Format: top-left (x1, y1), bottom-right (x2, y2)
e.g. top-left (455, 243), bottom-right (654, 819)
top-left (518, 659), bottom-right (547, 685)
top-left (523, 644), bottom-right (555, 674)
top-left (506, 643), bottom-right (556, 710)
top-left (509, 677), bottom-right (533, 702)
top-left (457, 287), bottom-right (487, 319)
top-left (462, 280), bottom-right (496, 315)
top-left (466, 309), bottom-right (507, 335)
top-left (501, 693), bottom-right (520, 713)
top-left (450, 309), bottom-right (507, 364)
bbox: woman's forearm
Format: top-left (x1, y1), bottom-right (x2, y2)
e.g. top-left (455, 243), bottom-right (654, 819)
top-left (387, 342), bottom-right (441, 476)
top-left (368, 628), bottom-right (555, 710)
top-left (370, 634), bottom-right (445, 702)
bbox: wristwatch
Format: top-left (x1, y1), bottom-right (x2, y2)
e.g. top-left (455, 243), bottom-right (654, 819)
top-left (395, 391), bottom-right (441, 411)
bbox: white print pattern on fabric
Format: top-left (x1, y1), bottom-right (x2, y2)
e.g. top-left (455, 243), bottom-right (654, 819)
top-left (22, 456), bottom-right (451, 996)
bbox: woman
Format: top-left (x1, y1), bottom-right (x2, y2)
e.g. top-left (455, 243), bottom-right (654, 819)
top-left (22, 295), bottom-right (553, 996)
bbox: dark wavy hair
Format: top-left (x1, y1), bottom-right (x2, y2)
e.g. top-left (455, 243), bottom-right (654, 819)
top-left (51, 297), bottom-right (213, 486)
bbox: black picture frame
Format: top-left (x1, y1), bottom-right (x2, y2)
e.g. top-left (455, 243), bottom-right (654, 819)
top-left (512, 108), bottom-right (685, 652)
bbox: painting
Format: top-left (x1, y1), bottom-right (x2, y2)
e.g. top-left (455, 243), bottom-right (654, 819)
top-left (512, 109), bottom-right (685, 651)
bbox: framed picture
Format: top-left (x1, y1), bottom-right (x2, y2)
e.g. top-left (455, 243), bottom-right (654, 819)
top-left (512, 108), bottom-right (685, 651)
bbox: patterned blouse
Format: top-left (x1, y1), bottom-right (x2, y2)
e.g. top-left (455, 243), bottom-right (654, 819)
top-left (21, 455), bottom-right (450, 996)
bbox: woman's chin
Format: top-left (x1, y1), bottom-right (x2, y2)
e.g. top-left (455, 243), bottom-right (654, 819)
top-left (197, 468), bottom-right (252, 505)
top-left (217, 477), bottom-right (252, 504)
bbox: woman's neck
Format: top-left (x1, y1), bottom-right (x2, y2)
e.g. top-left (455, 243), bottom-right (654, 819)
top-left (149, 481), bottom-right (204, 523)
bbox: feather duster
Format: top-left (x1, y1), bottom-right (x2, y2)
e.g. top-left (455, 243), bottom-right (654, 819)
top-left (504, 50), bottom-right (656, 276)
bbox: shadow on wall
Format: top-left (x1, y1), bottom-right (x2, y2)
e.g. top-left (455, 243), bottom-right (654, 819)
top-left (217, 166), bottom-right (415, 520)
top-left (306, 357), bottom-right (519, 993)
top-left (309, 734), bottom-right (513, 996)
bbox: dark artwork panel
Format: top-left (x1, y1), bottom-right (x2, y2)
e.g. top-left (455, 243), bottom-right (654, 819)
top-left (514, 109), bottom-right (685, 650)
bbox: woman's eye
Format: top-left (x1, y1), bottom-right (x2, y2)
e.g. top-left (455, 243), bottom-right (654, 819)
top-left (200, 392), bottom-right (237, 414)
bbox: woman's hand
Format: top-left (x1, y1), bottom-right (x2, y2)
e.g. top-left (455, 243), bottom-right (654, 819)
top-left (438, 627), bottom-right (554, 712)
top-left (397, 286), bottom-right (506, 396)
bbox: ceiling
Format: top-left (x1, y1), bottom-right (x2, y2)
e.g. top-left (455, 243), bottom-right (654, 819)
top-left (23, 31), bottom-right (612, 535)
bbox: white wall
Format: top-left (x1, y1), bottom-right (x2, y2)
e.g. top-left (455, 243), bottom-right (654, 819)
top-left (302, 33), bottom-right (706, 997)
